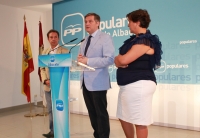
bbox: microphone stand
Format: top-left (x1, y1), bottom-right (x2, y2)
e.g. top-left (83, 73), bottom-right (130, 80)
top-left (69, 38), bottom-right (85, 53)
top-left (48, 38), bottom-right (78, 54)
top-left (69, 39), bottom-right (85, 103)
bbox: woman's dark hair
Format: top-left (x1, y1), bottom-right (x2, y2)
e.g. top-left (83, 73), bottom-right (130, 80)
top-left (126, 9), bottom-right (151, 28)
top-left (47, 29), bottom-right (59, 38)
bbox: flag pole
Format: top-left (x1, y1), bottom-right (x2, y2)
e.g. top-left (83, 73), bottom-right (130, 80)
top-left (23, 15), bottom-right (36, 117)
top-left (37, 106), bottom-right (48, 116)
top-left (24, 100), bottom-right (36, 117)
top-left (37, 18), bottom-right (48, 116)
top-left (37, 83), bottom-right (48, 116)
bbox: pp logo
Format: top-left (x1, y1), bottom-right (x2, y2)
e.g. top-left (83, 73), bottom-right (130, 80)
top-left (155, 60), bottom-right (167, 73)
top-left (50, 55), bottom-right (55, 62)
top-left (64, 24), bottom-right (82, 36)
top-left (61, 13), bottom-right (85, 47)
top-left (56, 100), bottom-right (64, 111)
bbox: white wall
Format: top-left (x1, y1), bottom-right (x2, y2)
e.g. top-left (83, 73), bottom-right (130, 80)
top-left (70, 81), bottom-right (200, 131)
top-left (0, 4), bottom-right (52, 108)
top-left (43, 10), bottom-right (52, 48)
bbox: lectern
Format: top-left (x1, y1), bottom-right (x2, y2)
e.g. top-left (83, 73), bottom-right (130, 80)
top-left (38, 53), bottom-right (72, 138)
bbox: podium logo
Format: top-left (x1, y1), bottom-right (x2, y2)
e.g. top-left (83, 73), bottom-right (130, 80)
top-left (61, 13), bottom-right (85, 47)
top-left (50, 55), bottom-right (55, 62)
top-left (56, 100), bottom-right (64, 111)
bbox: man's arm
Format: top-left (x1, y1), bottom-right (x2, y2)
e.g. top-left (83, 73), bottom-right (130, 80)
top-left (40, 67), bottom-right (50, 85)
top-left (40, 48), bottom-right (49, 85)
top-left (87, 35), bottom-right (115, 68)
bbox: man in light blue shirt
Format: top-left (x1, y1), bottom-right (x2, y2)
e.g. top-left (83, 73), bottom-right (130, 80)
top-left (77, 13), bottom-right (115, 138)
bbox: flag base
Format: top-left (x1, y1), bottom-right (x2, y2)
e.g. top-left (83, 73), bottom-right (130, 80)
top-left (37, 112), bottom-right (48, 116)
top-left (24, 113), bottom-right (37, 117)
top-left (37, 106), bottom-right (48, 116)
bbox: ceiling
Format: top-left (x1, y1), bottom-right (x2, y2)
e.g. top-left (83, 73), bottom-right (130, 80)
top-left (0, 0), bottom-right (63, 11)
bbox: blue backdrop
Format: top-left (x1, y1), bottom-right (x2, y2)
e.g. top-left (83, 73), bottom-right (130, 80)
top-left (53, 0), bottom-right (200, 84)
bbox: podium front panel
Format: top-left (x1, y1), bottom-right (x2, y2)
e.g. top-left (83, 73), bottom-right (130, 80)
top-left (49, 67), bottom-right (70, 138)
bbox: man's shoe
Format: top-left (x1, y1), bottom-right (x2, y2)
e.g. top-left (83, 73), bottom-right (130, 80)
top-left (42, 131), bottom-right (54, 137)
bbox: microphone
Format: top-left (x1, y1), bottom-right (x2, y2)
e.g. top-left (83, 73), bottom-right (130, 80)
top-left (48, 38), bottom-right (78, 54)
top-left (69, 38), bottom-right (85, 53)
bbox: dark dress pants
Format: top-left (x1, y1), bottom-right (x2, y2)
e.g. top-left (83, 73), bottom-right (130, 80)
top-left (82, 82), bottom-right (110, 138)
top-left (45, 91), bottom-right (54, 133)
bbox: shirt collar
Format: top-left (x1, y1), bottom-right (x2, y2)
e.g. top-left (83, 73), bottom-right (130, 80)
top-left (90, 29), bottom-right (99, 38)
top-left (50, 44), bottom-right (59, 51)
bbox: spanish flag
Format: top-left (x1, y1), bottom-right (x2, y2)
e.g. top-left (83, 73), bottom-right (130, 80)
top-left (22, 19), bottom-right (34, 102)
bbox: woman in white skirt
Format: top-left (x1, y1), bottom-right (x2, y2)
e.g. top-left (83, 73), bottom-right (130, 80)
top-left (114, 9), bottom-right (162, 138)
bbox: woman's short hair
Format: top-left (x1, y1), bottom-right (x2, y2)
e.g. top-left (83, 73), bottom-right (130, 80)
top-left (126, 9), bottom-right (151, 28)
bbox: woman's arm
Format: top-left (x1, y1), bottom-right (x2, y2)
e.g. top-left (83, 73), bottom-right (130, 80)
top-left (146, 48), bottom-right (154, 55)
top-left (115, 44), bottom-right (153, 67)
top-left (114, 55), bottom-right (124, 67)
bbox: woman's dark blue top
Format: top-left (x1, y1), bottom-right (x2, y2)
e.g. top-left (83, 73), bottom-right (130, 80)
top-left (117, 30), bottom-right (162, 86)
